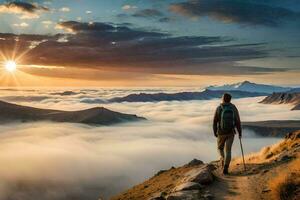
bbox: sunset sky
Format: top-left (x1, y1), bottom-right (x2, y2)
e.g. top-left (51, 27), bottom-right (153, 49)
top-left (0, 0), bottom-right (300, 87)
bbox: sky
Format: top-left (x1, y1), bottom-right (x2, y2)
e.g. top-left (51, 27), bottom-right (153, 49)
top-left (0, 0), bottom-right (300, 87)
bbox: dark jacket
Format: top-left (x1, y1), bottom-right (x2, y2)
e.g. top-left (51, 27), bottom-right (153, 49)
top-left (213, 102), bottom-right (242, 136)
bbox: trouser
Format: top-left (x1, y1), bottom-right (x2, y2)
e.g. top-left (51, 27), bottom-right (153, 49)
top-left (217, 134), bottom-right (235, 166)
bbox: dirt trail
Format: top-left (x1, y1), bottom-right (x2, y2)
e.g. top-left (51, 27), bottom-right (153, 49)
top-left (209, 153), bottom-right (299, 200)
top-left (208, 166), bottom-right (256, 200)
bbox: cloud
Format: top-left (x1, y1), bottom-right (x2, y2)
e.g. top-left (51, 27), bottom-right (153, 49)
top-left (59, 7), bottom-right (70, 12)
top-left (122, 4), bottom-right (137, 11)
top-left (130, 8), bottom-right (176, 22)
top-left (56, 21), bottom-right (117, 32)
top-left (0, 93), bottom-right (299, 199)
top-left (132, 8), bottom-right (163, 18)
top-left (42, 20), bottom-right (53, 28)
top-left (0, 21), bottom-right (290, 78)
top-left (42, 20), bottom-right (53, 25)
top-left (13, 22), bottom-right (29, 28)
top-left (0, 1), bottom-right (49, 19)
top-left (169, 0), bottom-right (299, 26)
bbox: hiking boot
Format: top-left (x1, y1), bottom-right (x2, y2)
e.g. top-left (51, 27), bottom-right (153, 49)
top-left (223, 165), bottom-right (229, 175)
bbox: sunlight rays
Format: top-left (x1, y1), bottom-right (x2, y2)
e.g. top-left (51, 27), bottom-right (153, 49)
top-left (0, 35), bottom-right (37, 87)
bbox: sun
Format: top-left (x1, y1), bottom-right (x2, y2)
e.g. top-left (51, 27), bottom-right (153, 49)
top-left (4, 60), bottom-right (17, 72)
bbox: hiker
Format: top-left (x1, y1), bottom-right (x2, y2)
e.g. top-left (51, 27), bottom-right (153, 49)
top-left (213, 93), bottom-right (242, 175)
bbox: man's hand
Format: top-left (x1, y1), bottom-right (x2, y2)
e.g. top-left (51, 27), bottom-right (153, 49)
top-left (214, 132), bottom-right (218, 138)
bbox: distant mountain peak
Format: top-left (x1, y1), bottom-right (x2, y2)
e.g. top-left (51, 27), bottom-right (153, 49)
top-left (240, 80), bottom-right (252, 85)
top-left (206, 81), bottom-right (291, 94)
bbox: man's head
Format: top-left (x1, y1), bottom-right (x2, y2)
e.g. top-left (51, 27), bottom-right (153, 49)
top-left (222, 93), bottom-right (232, 103)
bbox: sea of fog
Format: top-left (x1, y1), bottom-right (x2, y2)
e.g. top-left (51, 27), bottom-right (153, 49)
top-left (0, 88), bottom-right (300, 200)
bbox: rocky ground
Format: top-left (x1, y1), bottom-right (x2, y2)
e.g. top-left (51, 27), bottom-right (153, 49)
top-left (111, 131), bottom-right (300, 200)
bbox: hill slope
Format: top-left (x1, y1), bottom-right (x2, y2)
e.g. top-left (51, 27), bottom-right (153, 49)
top-left (111, 130), bottom-right (300, 200)
top-left (0, 100), bottom-right (144, 125)
top-left (260, 92), bottom-right (300, 110)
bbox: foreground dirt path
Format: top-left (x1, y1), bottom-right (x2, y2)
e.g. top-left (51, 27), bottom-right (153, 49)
top-left (208, 166), bottom-right (256, 200)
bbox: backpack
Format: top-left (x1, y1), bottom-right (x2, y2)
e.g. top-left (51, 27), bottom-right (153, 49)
top-left (220, 105), bottom-right (235, 134)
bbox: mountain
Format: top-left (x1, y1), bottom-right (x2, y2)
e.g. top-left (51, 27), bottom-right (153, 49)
top-left (206, 81), bottom-right (291, 94)
top-left (0, 100), bottom-right (144, 125)
top-left (288, 87), bottom-right (300, 93)
top-left (243, 120), bottom-right (300, 137)
top-left (111, 130), bottom-right (300, 200)
top-left (109, 89), bottom-right (267, 103)
top-left (260, 92), bottom-right (300, 110)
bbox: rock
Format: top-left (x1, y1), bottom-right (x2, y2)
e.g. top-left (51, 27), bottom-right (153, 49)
top-left (262, 169), bottom-right (269, 174)
top-left (155, 169), bottom-right (167, 177)
top-left (265, 152), bottom-right (274, 159)
top-left (167, 190), bottom-right (201, 200)
top-left (202, 192), bottom-right (214, 200)
top-left (207, 163), bottom-right (217, 171)
top-left (262, 188), bottom-right (271, 193)
top-left (285, 131), bottom-right (300, 140)
top-left (148, 196), bottom-right (165, 200)
top-left (186, 159), bottom-right (204, 167)
top-left (155, 166), bottom-right (176, 177)
top-left (183, 165), bottom-right (214, 185)
top-left (173, 182), bottom-right (203, 192)
top-left (292, 142), bottom-right (299, 148)
top-left (279, 155), bottom-right (293, 162)
top-left (148, 192), bottom-right (166, 200)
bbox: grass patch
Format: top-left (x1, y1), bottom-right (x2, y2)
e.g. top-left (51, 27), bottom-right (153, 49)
top-left (269, 158), bottom-right (300, 200)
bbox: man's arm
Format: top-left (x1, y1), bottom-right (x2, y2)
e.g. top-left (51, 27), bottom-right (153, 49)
top-left (234, 105), bottom-right (242, 137)
top-left (213, 107), bottom-right (219, 137)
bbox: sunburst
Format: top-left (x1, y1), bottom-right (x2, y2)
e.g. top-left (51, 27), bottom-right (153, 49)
top-left (4, 60), bottom-right (17, 72)
top-left (0, 35), bottom-right (32, 87)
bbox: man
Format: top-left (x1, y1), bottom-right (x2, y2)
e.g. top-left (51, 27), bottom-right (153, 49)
top-left (213, 93), bottom-right (242, 175)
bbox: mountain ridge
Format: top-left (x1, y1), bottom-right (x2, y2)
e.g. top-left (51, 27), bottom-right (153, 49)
top-left (0, 100), bottom-right (144, 125)
top-left (260, 92), bottom-right (300, 110)
top-left (243, 120), bottom-right (300, 137)
top-left (109, 89), bottom-right (267, 103)
top-left (206, 81), bottom-right (292, 94)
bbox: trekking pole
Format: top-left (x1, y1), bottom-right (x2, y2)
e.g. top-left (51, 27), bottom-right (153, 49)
top-left (239, 137), bottom-right (246, 171)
